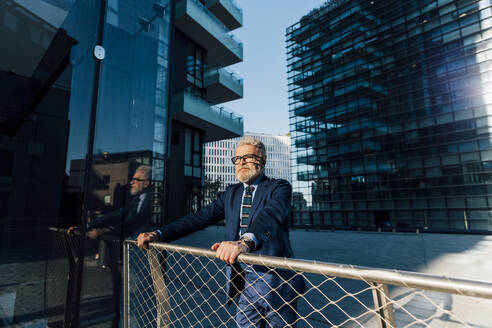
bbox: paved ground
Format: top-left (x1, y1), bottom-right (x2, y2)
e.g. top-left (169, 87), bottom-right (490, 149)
top-left (1, 228), bottom-right (492, 327)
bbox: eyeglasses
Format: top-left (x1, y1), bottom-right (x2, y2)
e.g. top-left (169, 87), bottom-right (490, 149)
top-left (130, 177), bottom-right (148, 182)
top-left (231, 154), bottom-right (265, 165)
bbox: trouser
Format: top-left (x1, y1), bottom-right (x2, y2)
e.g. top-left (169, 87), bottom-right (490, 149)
top-left (235, 270), bottom-right (303, 328)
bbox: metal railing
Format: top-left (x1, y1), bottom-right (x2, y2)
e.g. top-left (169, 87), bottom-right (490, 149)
top-left (210, 104), bottom-right (243, 123)
top-left (49, 227), bottom-right (122, 327)
top-left (229, 0), bottom-right (242, 16)
top-left (123, 239), bottom-right (492, 327)
top-left (180, 0), bottom-right (243, 53)
top-left (183, 86), bottom-right (243, 124)
top-left (205, 65), bottom-right (244, 86)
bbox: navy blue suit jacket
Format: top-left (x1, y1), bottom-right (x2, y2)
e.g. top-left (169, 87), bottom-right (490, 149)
top-left (159, 175), bottom-right (299, 300)
top-left (88, 191), bottom-right (151, 239)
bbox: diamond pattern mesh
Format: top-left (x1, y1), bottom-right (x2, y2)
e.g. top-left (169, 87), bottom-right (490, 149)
top-left (123, 241), bottom-right (492, 328)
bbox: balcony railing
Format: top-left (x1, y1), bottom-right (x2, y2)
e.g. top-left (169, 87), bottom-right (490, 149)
top-left (204, 0), bottom-right (243, 30)
top-left (123, 240), bottom-right (492, 328)
top-left (176, 0), bottom-right (243, 65)
top-left (204, 66), bottom-right (243, 104)
top-left (171, 89), bottom-right (243, 141)
top-left (210, 103), bottom-right (243, 123)
top-left (205, 66), bottom-right (243, 85)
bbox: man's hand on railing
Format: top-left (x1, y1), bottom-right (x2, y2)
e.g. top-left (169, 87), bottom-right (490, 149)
top-left (211, 241), bottom-right (248, 265)
top-left (67, 226), bottom-right (80, 235)
top-left (87, 228), bottom-right (111, 239)
top-left (67, 216), bottom-right (93, 235)
top-left (66, 226), bottom-right (110, 239)
top-left (137, 231), bottom-right (160, 250)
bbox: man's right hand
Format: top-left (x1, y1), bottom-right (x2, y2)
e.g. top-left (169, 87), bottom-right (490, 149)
top-left (137, 231), bottom-right (160, 250)
top-left (67, 226), bottom-right (80, 235)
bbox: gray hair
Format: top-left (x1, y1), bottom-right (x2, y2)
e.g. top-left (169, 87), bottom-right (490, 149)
top-left (237, 135), bottom-right (267, 161)
top-left (135, 164), bottom-right (152, 180)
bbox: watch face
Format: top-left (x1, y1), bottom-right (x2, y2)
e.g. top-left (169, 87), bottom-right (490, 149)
top-left (94, 45), bottom-right (105, 60)
top-left (241, 237), bottom-right (255, 251)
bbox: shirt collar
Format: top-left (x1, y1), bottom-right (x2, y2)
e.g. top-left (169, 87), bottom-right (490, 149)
top-left (243, 174), bottom-right (263, 189)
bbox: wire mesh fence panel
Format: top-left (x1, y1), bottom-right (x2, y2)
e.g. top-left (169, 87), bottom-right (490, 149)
top-left (126, 244), bottom-right (236, 327)
top-left (124, 241), bottom-right (492, 328)
top-left (46, 228), bottom-right (122, 327)
top-left (76, 237), bottom-right (124, 327)
top-left (45, 229), bottom-right (78, 325)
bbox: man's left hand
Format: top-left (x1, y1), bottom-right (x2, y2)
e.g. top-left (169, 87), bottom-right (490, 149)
top-left (211, 241), bottom-right (249, 265)
top-left (87, 228), bottom-right (109, 239)
top-left (137, 231), bottom-right (159, 250)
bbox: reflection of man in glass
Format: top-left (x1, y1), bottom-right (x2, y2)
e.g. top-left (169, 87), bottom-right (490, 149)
top-left (87, 165), bottom-right (152, 239)
top-left (68, 165), bottom-right (152, 239)
top-left (69, 165), bottom-right (153, 326)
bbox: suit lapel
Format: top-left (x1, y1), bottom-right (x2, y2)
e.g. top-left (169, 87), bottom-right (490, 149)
top-left (126, 195), bottom-right (140, 221)
top-left (248, 176), bottom-right (268, 223)
top-left (230, 184), bottom-right (244, 237)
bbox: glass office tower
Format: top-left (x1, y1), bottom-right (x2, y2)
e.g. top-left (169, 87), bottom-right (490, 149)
top-left (287, 0), bottom-right (492, 232)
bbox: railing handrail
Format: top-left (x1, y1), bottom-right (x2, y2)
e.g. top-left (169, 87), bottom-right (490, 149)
top-left (181, 89), bottom-right (243, 123)
top-left (210, 104), bottom-right (243, 122)
top-left (125, 239), bottom-right (492, 299)
top-left (230, 0), bottom-right (243, 14)
top-left (205, 65), bottom-right (243, 85)
top-left (186, 0), bottom-right (243, 49)
top-left (49, 226), bottom-right (124, 241)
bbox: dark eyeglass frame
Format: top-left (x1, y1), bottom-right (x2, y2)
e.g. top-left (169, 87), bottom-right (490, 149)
top-left (130, 177), bottom-right (148, 182)
top-left (231, 154), bottom-right (266, 165)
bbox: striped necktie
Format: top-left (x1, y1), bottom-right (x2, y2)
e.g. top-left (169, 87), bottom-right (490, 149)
top-left (240, 186), bottom-right (254, 235)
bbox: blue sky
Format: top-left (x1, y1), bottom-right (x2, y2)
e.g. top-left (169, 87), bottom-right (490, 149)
top-left (226, 0), bottom-right (326, 136)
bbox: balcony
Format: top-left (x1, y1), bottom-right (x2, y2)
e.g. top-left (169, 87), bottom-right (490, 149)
top-left (171, 90), bottom-right (243, 141)
top-left (204, 66), bottom-right (243, 104)
top-left (175, 0), bottom-right (243, 66)
top-left (204, 0), bottom-right (242, 30)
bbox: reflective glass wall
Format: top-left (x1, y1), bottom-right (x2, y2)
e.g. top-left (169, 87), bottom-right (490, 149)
top-left (287, 0), bottom-right (492, 232)
top-left (0, 0), bottom-right (86, 326)
top-left (0, 0), bottom-right (171, 326)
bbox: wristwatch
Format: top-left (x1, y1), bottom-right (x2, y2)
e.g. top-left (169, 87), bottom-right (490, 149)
top-left (240, 236), bottom-right (256, 252)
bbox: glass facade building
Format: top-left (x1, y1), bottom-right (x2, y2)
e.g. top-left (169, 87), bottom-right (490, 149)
top-left (0, 0), bottom-right (243, 325)
top-left (287, 0), bottom-right (492, 232)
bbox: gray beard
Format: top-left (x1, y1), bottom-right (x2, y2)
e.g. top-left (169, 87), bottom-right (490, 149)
top-left (236, 167), bottom-right (263, 184)
top-left (130, 188), bottom-right (143, 196)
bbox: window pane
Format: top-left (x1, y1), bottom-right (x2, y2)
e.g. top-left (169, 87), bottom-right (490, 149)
top-left (185, 129), bottom-right (191, 165)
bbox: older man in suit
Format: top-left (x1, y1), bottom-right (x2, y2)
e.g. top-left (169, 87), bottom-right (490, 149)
top-left (67, 164), bottom-right (152, 239)
top-left (67, 164), bottom-right (154, 326)
top-left (83, 164), bottom-right (152, 239)
top-left (138, 136), bottom-right (303, 327)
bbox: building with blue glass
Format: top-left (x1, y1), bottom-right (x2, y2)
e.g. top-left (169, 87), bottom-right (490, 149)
top-left (287, 0), bottom-right (492, 232)
top-left (0, 0), bottom-right (243, 325)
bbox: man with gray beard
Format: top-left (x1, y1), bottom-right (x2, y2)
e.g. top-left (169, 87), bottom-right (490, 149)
top-left (138, 136), bottom-right (304, 327)
top-left (68, 165), bottom-right (152, 239)
top-left (67, 165), bottom-right (154, 326)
